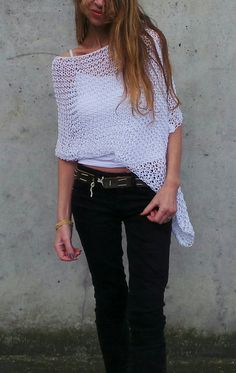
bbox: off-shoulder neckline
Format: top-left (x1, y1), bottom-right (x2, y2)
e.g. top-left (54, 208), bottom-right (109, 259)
top-left (54, 44), bottom-right (109, 61)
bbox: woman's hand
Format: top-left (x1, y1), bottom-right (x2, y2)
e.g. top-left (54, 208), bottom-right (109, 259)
top-left (54, 224), bottom-right (82, 262)
top-left (139, 181), bottom-right (179, 224)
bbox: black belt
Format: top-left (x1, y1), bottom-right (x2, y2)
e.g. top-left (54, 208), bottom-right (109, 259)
top-left (73, 166), bottom-right (148, 189)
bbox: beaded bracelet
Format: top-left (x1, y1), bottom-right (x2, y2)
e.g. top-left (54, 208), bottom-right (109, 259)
top-left (55, 218), bottom-right (73, 231)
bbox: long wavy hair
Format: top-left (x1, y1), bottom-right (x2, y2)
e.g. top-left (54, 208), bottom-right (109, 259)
top-left (73, 0), bottom-right (181, 120)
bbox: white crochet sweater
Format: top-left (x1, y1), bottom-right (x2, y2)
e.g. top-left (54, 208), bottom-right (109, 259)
top-left (51, 28), bottom-right (195, 247)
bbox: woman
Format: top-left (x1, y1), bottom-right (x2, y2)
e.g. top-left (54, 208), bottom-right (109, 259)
top-left (52, 1), bottom-right (195, 372)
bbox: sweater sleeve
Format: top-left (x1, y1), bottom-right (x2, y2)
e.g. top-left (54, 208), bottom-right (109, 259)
top-left (51, 57), bottom-right (77, 161)
top-left (148, 28), bottom-right (183, 133)
top-left (167, 76), bottom-right (183, 133)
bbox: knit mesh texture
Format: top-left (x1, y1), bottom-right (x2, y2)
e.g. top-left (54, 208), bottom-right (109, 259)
top-left (51, 27), bottom-right (195, 247)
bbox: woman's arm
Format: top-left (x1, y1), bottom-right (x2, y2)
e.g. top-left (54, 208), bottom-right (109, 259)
top-left (140, 125), bottom-right (183, 223)
top-left (56, 159), bottom-right (77, 221)
top-left (163, 125), bottom-right (182, 189)
top-left (54, 159), bottom-right (82, 262)
top-left (52, 52), bottom-right (82, 261)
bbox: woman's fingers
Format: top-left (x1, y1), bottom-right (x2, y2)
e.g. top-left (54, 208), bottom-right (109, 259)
top-left (140, 200), bottom-right (159, 216)
top-left (63, 237), bottom-right (78, 259)
top-left (147, 209), bottom-right (175, 224)
top-left (54, 225), bottom-right (82, 261)
top-left (54, 239), bottom-right (82, 262)
top-left (140, 183), bottom-right (178, 224)
top-left (146, 208), bottom-right (164, 223)
top-left (141, 206), bottom-right (168, 224)
top-left (54, 242), bottom-right (82, 261)
top-left (145, 204), bottom-right (176, 224)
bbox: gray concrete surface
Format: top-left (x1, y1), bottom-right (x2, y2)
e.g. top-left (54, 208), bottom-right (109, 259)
top-left (0, 355), bottom-right (235, 373)
top-left (0, 327), bottom-right (236, 372)
top-left (0, 0), bottom-right (236, 338)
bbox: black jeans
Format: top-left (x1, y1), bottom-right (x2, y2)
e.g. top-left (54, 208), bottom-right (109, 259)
top-left (71, 163), bottom-right (172, 373)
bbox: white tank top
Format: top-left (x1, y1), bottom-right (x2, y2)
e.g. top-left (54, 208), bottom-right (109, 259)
top-left (68, 48), bottom-right (126, 168)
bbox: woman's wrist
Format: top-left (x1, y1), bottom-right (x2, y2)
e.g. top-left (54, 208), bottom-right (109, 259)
top-left (56, 215), bottom-right (72, 222)
top-left (57, 208), bottom-right (72, 221)
top-left (57, 215), bottom-right (72, 222)
top-left (55, 218), bottom-right (73, 231)
top-left (163, 177), bottom-right (181, 189)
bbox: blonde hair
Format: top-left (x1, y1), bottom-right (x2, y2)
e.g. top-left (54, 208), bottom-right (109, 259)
top-left (74, 0), bottom-right (181, 120)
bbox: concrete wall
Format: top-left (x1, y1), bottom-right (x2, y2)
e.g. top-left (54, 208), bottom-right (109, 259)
top-left (0, 0), bottom-right (235, 334)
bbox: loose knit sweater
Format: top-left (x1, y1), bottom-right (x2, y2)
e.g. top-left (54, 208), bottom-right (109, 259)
top-left (51, 27), bottom-right (195, 247)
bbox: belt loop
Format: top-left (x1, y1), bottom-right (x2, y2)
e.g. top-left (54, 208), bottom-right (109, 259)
top-left (89, 180), bottom-right (95, 197)
top-left (73, 165), bottom-right (79, 177)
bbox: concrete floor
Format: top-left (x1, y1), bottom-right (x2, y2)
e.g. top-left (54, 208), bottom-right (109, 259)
top-left (0, 327), bottom-right (235, 372)
top-left (0, 355), bottom-right (236, 373)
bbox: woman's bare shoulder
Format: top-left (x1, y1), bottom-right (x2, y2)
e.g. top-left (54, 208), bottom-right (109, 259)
top-left (60, 50), bottom-right (71, 57)
top-left (59, 45), bottom-right (99, 58)
top-left (59, 47), bottom-right (85, 57)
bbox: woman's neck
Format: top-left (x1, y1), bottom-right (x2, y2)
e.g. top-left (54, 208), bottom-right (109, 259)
top-left (84, 24), bottom-right (110, 48)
